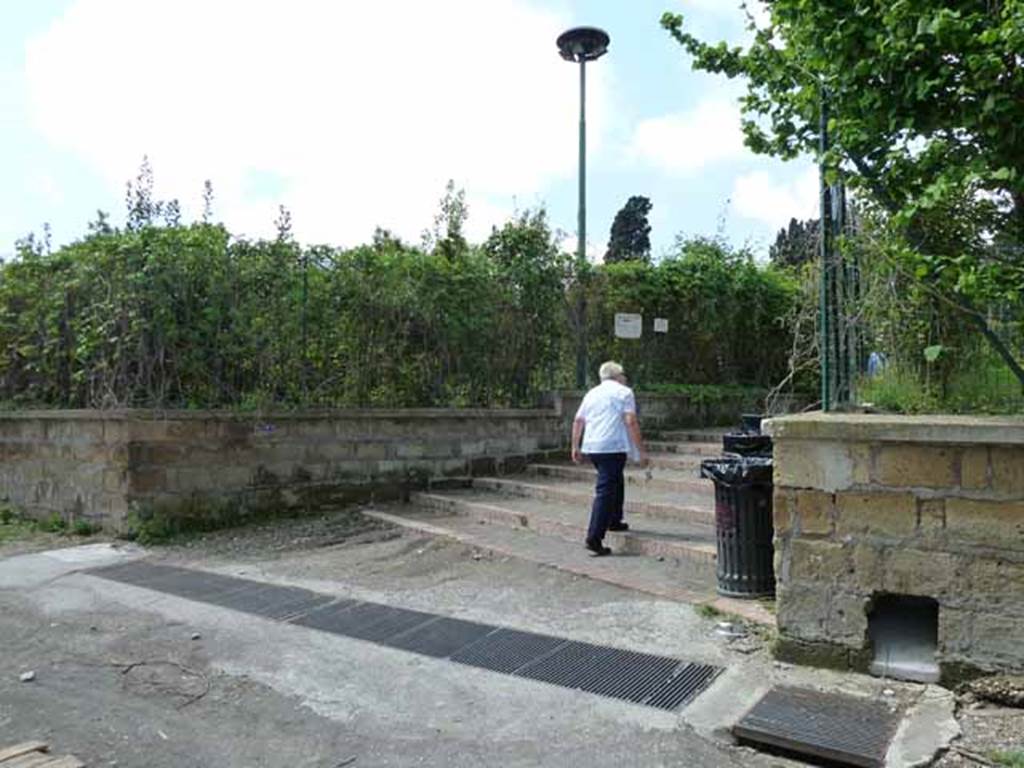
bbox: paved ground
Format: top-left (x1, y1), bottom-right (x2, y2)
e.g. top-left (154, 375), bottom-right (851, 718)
top-left (0, 510), bottom-right (968, 768)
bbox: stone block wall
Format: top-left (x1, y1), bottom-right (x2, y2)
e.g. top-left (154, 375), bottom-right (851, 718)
top-left (0, 409), bottom-right (564, 531)
top-left (0, 412), bottom-right (125, 525)
top-left (765, 413), bottom-right (1024, 681)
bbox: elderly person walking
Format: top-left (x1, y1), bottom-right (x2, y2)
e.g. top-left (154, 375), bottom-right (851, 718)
top-left (570, 361), bottom-right (649, 556)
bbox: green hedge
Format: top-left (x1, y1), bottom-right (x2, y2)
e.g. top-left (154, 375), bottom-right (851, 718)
top-left (0, 219), bottom-right (796, 409)
top-left (587, 238), bottom-right (797, 390)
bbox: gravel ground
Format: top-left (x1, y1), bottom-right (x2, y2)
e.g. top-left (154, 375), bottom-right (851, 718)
top-left (150, 506), bottom-right (393, 564)
top-left (935, 702), bottom-right (1024, 767)
top-left (143, 506), bottom-right (1024, 766)
top-left (2, 508), bottom-right (762, 768)
top-left (3, 506), bottom-right (1022, 766)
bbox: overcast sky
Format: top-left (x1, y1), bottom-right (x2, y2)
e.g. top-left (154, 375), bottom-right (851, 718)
top-left (1, 0), bottom-right (819, 261)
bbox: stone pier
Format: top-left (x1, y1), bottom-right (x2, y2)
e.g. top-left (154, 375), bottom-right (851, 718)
top-left (766, 413), bottom-right (1024, 682)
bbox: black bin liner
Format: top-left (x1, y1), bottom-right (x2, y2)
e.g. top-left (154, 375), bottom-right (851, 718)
top-left (700, 456), bottom-right (775, 599)
top-left (740, 413), bottom-right (764, 434)
top-left (722, 432), bottom-right (773, 457)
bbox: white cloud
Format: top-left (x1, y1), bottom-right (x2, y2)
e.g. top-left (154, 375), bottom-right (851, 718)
top-left (732, 166), bottom-right (819, 230)
top-left (674, 0), bottom-right (770, 48)
top-left (678, 0), bottom-right (769, 27)
top-left (25, 0), bottom-right (612, 245)
top-left (28, 172), bottom-right (64, 205)
top-left (627, 99), bottom-right (746, 175)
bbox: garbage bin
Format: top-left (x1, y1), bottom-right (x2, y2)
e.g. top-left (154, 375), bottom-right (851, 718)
top-left (700, 456), bottom-right (775, 598)
top-left (722, 432), bottom-right (773, 457)
top-left (739, 413), bottom-right (764, 434)
top-left (723, 412), bottom-right (772, 457)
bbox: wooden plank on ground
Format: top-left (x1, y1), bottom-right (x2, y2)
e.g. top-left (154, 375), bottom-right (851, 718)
top-left (3, 753), bottom-right (54, 768)
top-left (0, 743), bottom-right (48, 762)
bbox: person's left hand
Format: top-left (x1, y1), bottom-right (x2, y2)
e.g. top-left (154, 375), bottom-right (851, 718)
top-left (571, 448), bottom-right (583, 464)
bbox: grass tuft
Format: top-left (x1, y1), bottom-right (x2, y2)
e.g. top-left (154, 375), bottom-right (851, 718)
top-left (989, 751), bottom-right (1024, 768)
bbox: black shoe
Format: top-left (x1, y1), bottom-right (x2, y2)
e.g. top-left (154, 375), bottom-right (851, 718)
top-left (585, 539), bottom-right (612, 557)
top-left (608, 522), bottom-right (629, 532)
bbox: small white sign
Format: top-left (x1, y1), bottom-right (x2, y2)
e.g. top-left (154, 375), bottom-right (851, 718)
top-left (614, 313), bottom-right (643, 339)
top-left (654, 317), bottom-right (669, 333)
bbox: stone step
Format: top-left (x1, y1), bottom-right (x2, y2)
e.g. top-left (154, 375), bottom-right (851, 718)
top-left (363, 507), bottom-right (774, 626)
top-left (647, 453), bottom-right (704, 471)
top-left (646, 441), bottom-right (724, 456)
top-left (411, 489), bottom-right (718, 567)
top-left (650, 427), bottom-right (731, 443)
top-left (469, 476), bottom-right (714, 527)
top-left (523, 463), bottom-right (713, 496)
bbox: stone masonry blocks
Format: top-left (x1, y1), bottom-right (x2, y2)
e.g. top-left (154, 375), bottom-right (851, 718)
top-left (967, 558), bottom-right (1024, 611)
top-left (960, 447), bottom-right (990, 490)
top-left (773, 488), bottom-right (795, 536)
top-left (792, 489), bottom-right (834, 536)
top-left (776, 583), bottom-right (831, 643)
top-left (773, 439), bottom-right (869, 492)
top-left (766, 412), bottom-right (1024, 679)
top-left (970, 613), bottom-right (1024, 667)
top-left (938, 608), bottom-right (973, 655)
top-left (872, 444), bottom-right (959, 489)
top-left (0, 410), bottom-right (565, 530)
top-left (883, 548), bottom-right (962, 601)
top-left (990, 447), bottom-right (1024, 496)
top-left (851, 543), bottom-right (885, 593)
top-left (834, 492), bottom-right (917, 538)
top-left (945, 499), bottom-right (1024, 552)
top-left (787, 538), bottom-right (850, 587)
top-left (826, 591), bottom-right (870, 646)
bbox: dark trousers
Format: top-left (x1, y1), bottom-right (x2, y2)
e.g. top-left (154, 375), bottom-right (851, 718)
top-left (587, 452), bottom-right (627, 543)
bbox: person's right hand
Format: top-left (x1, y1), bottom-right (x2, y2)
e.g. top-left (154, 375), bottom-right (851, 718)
top-left (571, 448), bottom-right (583, 464)
top-left (639, 450), bottom-right (650, 468)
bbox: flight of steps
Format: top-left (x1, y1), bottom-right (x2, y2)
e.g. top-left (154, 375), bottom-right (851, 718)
top-left (366, 427), bottom-right (773, 624)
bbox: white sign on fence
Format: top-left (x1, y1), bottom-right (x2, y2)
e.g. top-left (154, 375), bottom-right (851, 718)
top-left (614, 313), bottom-right (643, 339)
top-left (654, 317), bottom-right (669, 333)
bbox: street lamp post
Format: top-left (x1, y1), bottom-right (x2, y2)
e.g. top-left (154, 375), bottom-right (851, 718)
top-left (557, 26), bottom-right (609, 389)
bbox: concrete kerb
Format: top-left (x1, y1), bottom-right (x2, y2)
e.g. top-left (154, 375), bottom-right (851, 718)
top-left (466, 477), bottom-right (715, 527)
top-left (764, 412), bottom-right (1024, 446)
top-left (0, 542), bottom-right (143, 590)
top-left (885, 685), bottom-right (960, 768)
top-left (687, 670), bottom-right (960, 768)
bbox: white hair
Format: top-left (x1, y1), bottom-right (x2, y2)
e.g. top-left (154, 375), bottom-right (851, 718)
top-left (598, 361), bottom-right (624, 381)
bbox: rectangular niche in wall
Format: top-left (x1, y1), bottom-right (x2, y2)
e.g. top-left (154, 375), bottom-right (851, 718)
top-left (867, 594), bottom-right (939, 684)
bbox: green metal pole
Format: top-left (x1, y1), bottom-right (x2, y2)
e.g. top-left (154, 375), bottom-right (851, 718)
top-left (819, 86), bottom-right (831, 412)
top-left (575, 58), bottom-right (588, 389)
top-left (302, 249), bottom-right (309, 403)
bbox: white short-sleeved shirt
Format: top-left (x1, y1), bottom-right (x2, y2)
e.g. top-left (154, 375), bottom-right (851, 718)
top-left (574, 379), bottom-right (637, 454)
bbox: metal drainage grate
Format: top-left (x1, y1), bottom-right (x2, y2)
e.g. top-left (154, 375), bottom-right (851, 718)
top-left (646, 663), bottom-right (723, 711)
top-left (516, 641), bottom-right (719, 710)
top-left (91, 561), bottom-right (332, 619)
top-left (450, 628), bottom-right (569, 674)
top-left (733, 686), bottom-right (901, 768)
top-left (93, 561), bottom-right (259, 600)
top-left (517, 640), bottom-right (624, 688)
top-left (385, 617), bottom-right (497, 658)
top-left (294, 602), bottom-right (437, 643)
top-left (91, 561), bottom-right (723, 711)
top-left (203, 584), bottom-right (335, 620)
